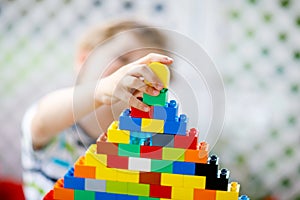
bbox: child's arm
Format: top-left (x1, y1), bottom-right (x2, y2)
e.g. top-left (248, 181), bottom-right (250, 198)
top-left (31, 53), bottom-right (173, 149)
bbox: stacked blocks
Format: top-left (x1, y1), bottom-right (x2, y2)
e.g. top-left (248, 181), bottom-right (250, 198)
top-left (46, 62), bottom-right (249, 200)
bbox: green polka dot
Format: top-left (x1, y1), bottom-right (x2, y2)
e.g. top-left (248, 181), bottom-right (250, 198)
top-left (276, 65), bottom-right (285, 74)
top-left (246, 29), bottom-right (255, 38)
top-left (284, 146), bottom-right (294, 157)
top-left (278, 32), bottom-right (288, 42)
top-left (270, 129), bottom-right (279, 138)
top-left (230, 10), bottom-right (240, 19)
top-left (280, 177), bottom-right (292, 188)
top-left (266, 160), bottom-right (277, 169)
top-left (263, 13), bottom-right (273, 23)
top-left (248, 0), bottom-right (257, 4)
top-left (294, 51), bottom-right (300, 60)
top-left (295, 16), bottom-right (300, 27)
top-left (291, 83), bottom-right (299, 93)
top-left (280, 0), bottom-right (291, 8)
top-left (235, 154), bottom-right (245, 165)
top-left (229, 43), bottom-right (237, 52)
top-left (261, 47), bottom-right (270, 56)
top-left (244, 62), bottom-right (252, 70)
top-left (288, 115), bottom-right (297, 125)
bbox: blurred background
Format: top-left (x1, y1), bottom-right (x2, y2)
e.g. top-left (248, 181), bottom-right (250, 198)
top-left (0, 0), bottom-right (299, 199)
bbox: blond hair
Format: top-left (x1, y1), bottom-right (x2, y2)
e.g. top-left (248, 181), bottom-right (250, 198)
top-left (77, 20), bottom-right (166, 53)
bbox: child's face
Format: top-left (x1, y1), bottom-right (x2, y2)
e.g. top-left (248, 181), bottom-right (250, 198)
top-left (76, 33), bottom-right (154, 80)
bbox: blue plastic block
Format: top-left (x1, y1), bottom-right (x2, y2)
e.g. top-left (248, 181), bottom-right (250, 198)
top-left (239, 195), bottom-right (250, 200)
top-left (153, 100), bottom-right (178, 121)
top-left (95, 192), bottom-right (117, 200)
top-left (164, 114), bottom-right (187, 135)
top-left (130, 132), bottom-right (152, 145)
top-left (173, 161), bottom-right (195, 175)
top-left (117, 194), bottom-right (139, 200)
top-left (119, 109), bottom-right (141, 132)
top-left (64, 173), bottom-right (85, 190)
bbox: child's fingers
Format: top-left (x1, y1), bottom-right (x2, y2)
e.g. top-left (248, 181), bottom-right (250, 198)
top-left (116, 89), bottom-right (149, 111)
top-left (127, 64), bottom-right (163, 91)
top-left (99, 132), bottom-right (107, 142)
top-left (122, 76), bottom-right (160, 97)
top-left (134, 53), bottom-right (173, 65)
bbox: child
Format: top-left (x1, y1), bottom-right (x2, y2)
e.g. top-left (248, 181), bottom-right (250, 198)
top-left (21, 20), bottom-right (173, 199)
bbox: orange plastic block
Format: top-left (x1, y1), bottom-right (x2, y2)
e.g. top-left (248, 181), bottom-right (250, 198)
top-left (53, 178), bottom-right (74, 200)
top-left (194, 189), bottom-right (216, 200)
top-left (74, 156), bottom-right (96, 178)
top-left (184, 149), bottom-right (207, 163)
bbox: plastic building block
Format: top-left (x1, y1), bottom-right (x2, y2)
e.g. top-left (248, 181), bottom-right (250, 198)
top-left (217, 168), bottom-right (230, 191)
top-left (171, 187), bottom-right (194, 200)
top-left (130, 105), bottom-right (154, 119)
top-left (140, 146), bottom-right (163, 159)
top-left (107, 121), bottom-right (130, 144)
top-left (146, 62), bottom-right (170, 88)
top-left (230, 182), bottom-right (240, 192)
top-left (174, 134), bottom-right (198, 149)
top-left (172, 161), bottom-right (195, 175)
top-left (141, 118), bottom-right (164, 133)
top-left (128, 157), bottom-right (151, 172)
top-left (239, 195), bottom-right (250, 200)
top-left (183, 175), bottom-right (206, 189)
top-left (162, 147), bottom-right (185, 161)
top-left (74, 156), bottom-right (96, 178)
top-left (153, 100), bottom-right (178, 121)
top-left (116, 169), bottom-right (139, 183)
top-left (185, 149), bottom-right (207, 163)
top-left (194, 189), bottom-right (216, 200)
top-left (161, 173), bottom-right (184, 187)
top-left (139, 172), bottom-right (161, 185)
top-left (74, 190), bottom-right (95, 200)
top-left (96, 140), bottom-right (119, 155)
top-left (107, 155), bottom-right (129, 169)
top-left (118, 143), bottom-right (140, 157)
top-left (130, 131), bottom-right (152, 145)
top-left (164, 114), bottom-right (187, 135)
top-left (85, 178), bottom-right (106, 192)
top-left (151, 159), bottom-right (173, 173)
top-left (143, 88), bottom-right (168, 106)
top-left (127, 182), bottom-right (150, 196)
top-left (64, 169), bottom-right (85, 190)
top-left (216, 189), bottom-right (239, 200)
top-left (53, 178), bottom-right (74, 200)
top-left (198, 141), bottom-right (209, 162)
top-left (149, 185), bottom-right (172, 199)
top-left (138, 197), bottom-right (159, 200)
top-left (86, 147), bottom-right (107, 168)
top-left (106, 181), bottom-right (128, 195)
top-left (152, 134), bottom-right (174, 147)
top-left (117, 194), bottom-right (139, 200)
top-left (119, 109), bottom-right (142, 132)
top-left (95, 192), bottom-right (117, 200)
top-left (95, 166), bottom-right (117, 181)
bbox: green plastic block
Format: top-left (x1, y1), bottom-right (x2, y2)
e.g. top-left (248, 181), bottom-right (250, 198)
top-left (127, 182), bottom-right (150, 196)
top-left (106, 181), bottom-right (128, 194)
top-left (74, 190), bottom-right (95, 200)
top-left (139, 197), bottom-right (160, 200)
top-left (151, 159), bottom-right (173, 173)
top-left (162, 147), bottom-right (185, 161)
top-left (143, 88), bottom-right (168, 106)
top-left (118, 143), bottom-right (140, 157)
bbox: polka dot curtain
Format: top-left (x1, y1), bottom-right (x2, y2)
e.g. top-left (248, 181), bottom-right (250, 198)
top-left (208, 0), bottom-right (300, 199)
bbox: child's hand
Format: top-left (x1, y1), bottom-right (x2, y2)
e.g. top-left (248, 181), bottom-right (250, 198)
top-left (95, 53), bottom-right (173, 111)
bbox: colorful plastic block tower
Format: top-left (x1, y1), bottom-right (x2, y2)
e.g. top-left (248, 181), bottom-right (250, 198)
top-left (44, 62), bottom-right (249, 200)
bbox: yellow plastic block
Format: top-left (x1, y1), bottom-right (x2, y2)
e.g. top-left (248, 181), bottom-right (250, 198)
top-left (147, 62), bottom-right (170, 88)
top-left (141, 118), bottom-right (164, 133)
top-left (183, 175), bottom-right (206, 189)
top-left (171, 187), bottom-right (194, 200)
top-left (107, 121), bottom-right (130, 144)
top-left (216, 190), bottom-right (239, 200)
top-left (161, 173), bottom-right (184, 187)
top-left (96, 166), bottom-right (117, 181)
top-left (116, 169), bottom-right (140, 183)
top-left (85, 145), bottom-right (107, 169)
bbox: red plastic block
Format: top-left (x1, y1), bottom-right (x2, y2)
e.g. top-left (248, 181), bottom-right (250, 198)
top-left (140, 146), bottom-right (163, 159)
top-left (130, 105), bottom-right (153, 118)
top-left (107, 155), bottom-right (129, 169)
top-left (174, 135), bottom-right (198, 149)
top-left (97, 141), bottom-right (119, 155)
top-left (150, 184), bottom-right (172, 199)
top-left (194, 189), bottom-right (216, 200)
top-left (43, 190), bottom-right (53, 200)
top-left (139, 172), bottom-right (161, 185)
